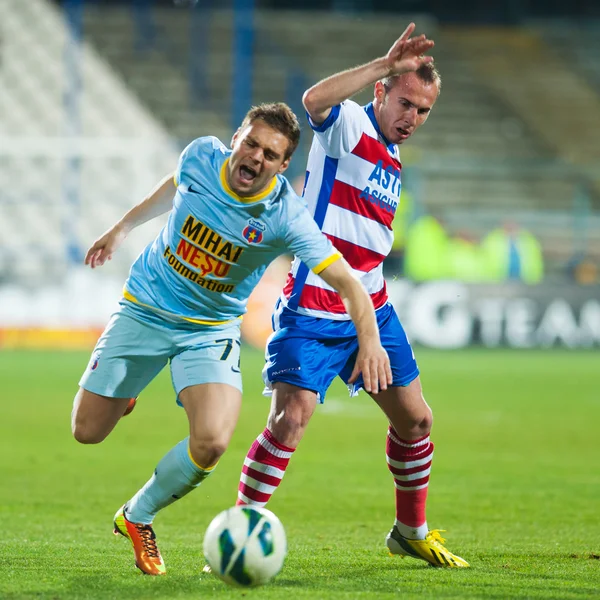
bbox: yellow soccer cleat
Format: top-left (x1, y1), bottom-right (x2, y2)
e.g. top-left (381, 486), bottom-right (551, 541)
top-left (113, 505), bottom-right (166, 575)
top-left (386, 527), bottom-right (470, 568)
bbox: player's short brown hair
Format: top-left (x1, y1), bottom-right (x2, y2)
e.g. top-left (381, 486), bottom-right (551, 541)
top-left (382, 62), bottom-right (442, 96)
top-left (241, 103), bottom-right (301, 160)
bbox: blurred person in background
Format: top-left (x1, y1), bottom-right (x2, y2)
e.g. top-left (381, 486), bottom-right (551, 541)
top-left (567, 253), bottom-right (599, 285)
top-left (403, 212), bottom-right (450, 280)
top-left (447, 229), bottom-right (488, 282)
top-left (235, 24), bottom-right (469, 568)
top-left (71, 102), bottom-right (391, 575)
top-left (384, 188), bottom-right (414, 276)
top-left (481, 220), bottom-right (544, 284)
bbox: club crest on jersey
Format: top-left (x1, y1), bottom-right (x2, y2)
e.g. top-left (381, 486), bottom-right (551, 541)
top-left (242, 218), bottom-right (265, 244)
top-left (90, 352), bottom-right (101, 371)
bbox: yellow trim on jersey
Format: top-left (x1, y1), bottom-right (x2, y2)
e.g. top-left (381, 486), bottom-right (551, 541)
top-left (122, 289), bottom-right (240, 326)
top-left (220, 158), bottom-right (277, 203)
top-left (173, 174), bottom-right (178, 186)
top-left (188, 444), bottom-right (218, 472)
top-left (312, 251), bottom-right (342, 275)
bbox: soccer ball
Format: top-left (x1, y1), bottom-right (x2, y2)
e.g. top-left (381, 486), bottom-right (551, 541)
top-left (203, 506), bottom-right (287, 587)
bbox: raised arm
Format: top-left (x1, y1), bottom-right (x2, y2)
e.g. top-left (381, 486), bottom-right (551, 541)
top-left (85, 173), bottom-right (176, 269)
top-left (302, 22), bottom-right (435, 125)
top-left (317, 258), bottom-right (393, 394)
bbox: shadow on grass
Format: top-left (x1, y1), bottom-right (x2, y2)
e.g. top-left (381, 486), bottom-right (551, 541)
top-left (4, 564), bottom-right (600, 600)
top-left (4, 548), bottom-right (599, 599)
top-left (4, 573), bottom-right (307, 600)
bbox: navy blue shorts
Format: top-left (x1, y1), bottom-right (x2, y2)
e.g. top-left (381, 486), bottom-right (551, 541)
top-left (262, 301), bottom-right (419, 402)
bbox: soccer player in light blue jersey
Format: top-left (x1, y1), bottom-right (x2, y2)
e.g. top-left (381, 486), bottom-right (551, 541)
top-left (72, 103), bottom-right (392, 576)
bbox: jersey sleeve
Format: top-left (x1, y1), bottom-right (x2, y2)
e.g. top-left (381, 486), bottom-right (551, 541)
top-left (306, 100), bottom-right (365, 159)
top-left (174, 136), bottom-right (220, 186)
top-left (280, 195), bottom-right (342, 273)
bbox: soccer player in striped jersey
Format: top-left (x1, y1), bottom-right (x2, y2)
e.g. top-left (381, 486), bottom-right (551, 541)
top-left (72, 103), bottom-right (392, 575)
top-left (236, 25), bottom-right (470, 568)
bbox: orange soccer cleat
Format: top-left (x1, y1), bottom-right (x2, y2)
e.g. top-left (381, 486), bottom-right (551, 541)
top-left (113, 505), bottom-right (166, 575)
top-left (122, 397), bottom-right (137, 417)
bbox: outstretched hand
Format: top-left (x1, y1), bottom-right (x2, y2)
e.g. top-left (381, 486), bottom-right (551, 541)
top-left (84, 223), bottom-right (129, 269)
top-left (384, 22), bottom-right (435, 77)
top-left (348, 342), bottom-right (393, 394)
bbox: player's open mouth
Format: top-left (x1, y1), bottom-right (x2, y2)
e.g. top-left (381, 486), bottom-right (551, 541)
top-left (239, 165), bottom-right (258, 183)
top-left (396, 127), bottom-right (410, 137)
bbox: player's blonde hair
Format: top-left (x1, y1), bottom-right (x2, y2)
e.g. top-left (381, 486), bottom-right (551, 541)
top-left (241, 103), bottom-right (301, 160)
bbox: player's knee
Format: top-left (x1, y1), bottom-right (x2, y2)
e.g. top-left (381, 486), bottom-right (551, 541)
top-left (188, 436), bottom-right (228, 469)
top-left (267, 405), bottom-right (310, 447)
top-left (392, 404), bottom-right (433, 439)
top-left (71, 415), bottom-right (106, 444)
top-left (71, 390), bottom-right (108, 444)
top-left (407, 404), bottom-right (433, 437)
top-left (268, 386), bottom-right (316, 447)
top-left (420, 405), bottom-right (433, 434)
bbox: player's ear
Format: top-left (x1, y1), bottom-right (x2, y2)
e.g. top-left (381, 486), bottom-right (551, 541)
top-left (374, 80), bottom-right (385, 103)
top-left (277, 157), bottom-right (290, 175)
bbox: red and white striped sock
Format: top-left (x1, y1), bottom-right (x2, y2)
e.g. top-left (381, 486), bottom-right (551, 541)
top-left (237, 428), bottom-right (295, 507)
top-left (386, 426), bottom-right (434, 540)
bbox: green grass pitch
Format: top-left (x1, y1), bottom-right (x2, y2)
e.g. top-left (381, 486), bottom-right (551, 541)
top-left (1, 348), bottom-right (599, 599)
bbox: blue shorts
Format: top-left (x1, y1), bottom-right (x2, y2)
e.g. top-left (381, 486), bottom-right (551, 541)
top-left (79, 300), bottom-right (242, 401)
top-left (263, 301), bottom-right (419, 402)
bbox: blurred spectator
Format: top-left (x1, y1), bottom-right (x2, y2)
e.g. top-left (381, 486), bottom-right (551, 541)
top-left (481, 221), bottom-right (544, 284)
top-left (447, 230), bottom-right (488, 282)
top-left (567, 254), bottom-right (599, 285)
top-left (404, 214), bottom-right (450, 281)
top-left (385, 189), bottom-right (414, 276)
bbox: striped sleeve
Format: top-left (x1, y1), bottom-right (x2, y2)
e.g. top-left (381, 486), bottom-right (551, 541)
top-left (308, 100), bottom-right (365, 159)
top-left (280, 194), bottom-right (341, 273)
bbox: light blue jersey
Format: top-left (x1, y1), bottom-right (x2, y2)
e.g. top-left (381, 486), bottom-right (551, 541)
top-left (125, 136), bottom-right (340, 324)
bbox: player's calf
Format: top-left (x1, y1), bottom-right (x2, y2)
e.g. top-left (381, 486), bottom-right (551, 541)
top-left (237, 428), bottom-right (295, 507)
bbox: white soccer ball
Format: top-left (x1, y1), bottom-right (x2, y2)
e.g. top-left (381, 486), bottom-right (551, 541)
top-left (203, 506), bottom-right (287, 587)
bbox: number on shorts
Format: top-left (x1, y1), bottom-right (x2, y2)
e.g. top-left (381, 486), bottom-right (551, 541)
top-left (216, 339), bottom-right (241, 371)
top-left (233, 340), bottom-right (241, 372)
top-left (216, 338), bottom-right (233, 361)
